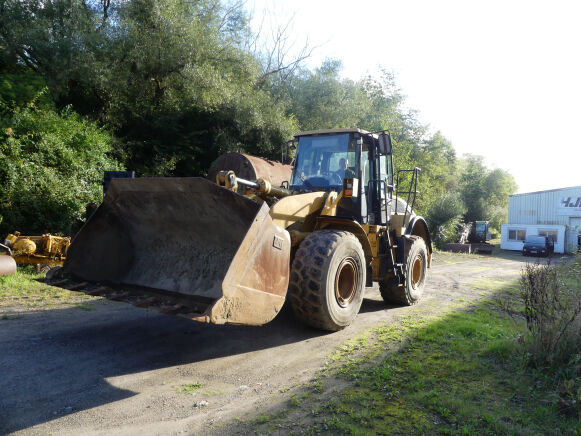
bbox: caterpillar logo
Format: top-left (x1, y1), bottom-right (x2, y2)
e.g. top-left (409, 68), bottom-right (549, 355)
top-left (561, 197), bottom-right (581, 208)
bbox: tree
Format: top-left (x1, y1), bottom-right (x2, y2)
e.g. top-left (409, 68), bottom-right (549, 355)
top-left (482, 168), bottom-right (518, 231)
top-left (458, 154), bottom-right (517, 231)
top-left (0, 56), bottom-right (120, 234)
top-left (0, 0), bottom-right (297, 176)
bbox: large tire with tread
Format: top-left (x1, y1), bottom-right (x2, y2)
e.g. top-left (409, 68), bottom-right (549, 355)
top-left (288, 230), bottom-right (366, 331)
top-left (380, 235), bottom-right (427, 305)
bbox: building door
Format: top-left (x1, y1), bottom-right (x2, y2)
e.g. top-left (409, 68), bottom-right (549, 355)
top-left (578, 235), bottom-right (581, 252)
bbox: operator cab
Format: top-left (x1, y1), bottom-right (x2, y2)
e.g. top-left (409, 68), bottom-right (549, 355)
top-left (290, 128), bottom-right (397, 226)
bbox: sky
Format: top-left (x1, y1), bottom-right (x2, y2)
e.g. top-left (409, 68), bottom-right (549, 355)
top-left (248, 0), bottom-right (581, 194)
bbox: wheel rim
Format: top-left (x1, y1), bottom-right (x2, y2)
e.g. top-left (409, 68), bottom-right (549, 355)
top-left (411, 255), bottom-right (424, 289)
top-left (335, 257), bottom-right (358, 308)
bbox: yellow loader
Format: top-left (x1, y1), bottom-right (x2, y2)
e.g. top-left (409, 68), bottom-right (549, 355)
top-left (51, 129), bottom-right (432, 331)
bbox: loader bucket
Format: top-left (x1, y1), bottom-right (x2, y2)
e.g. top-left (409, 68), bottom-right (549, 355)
top-left (0, 255), bottom-right (17, 276)
top-left (64, 177), bottom-right (291, 325)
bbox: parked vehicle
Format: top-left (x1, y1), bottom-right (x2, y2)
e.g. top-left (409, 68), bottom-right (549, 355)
top-left (48, 129), bottom-right (432, 331)
top-left (522, 235), bottom-right (554, 257)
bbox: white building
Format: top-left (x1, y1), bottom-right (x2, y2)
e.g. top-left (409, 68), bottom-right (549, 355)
top-left (501, 186), bottom-right (581, 254)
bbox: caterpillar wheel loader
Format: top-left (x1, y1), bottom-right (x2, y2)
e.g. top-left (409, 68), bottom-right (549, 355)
top-left (49, 128), bottom-right (432, 331)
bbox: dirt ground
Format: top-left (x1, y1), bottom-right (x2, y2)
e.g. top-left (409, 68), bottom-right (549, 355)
top-left (0, 250), bottom-right (559, 435)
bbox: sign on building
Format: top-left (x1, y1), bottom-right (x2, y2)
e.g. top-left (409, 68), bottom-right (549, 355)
top-left (557, 196), bottom-right (581, 216)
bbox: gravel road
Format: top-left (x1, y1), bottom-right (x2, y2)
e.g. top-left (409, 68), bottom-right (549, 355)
top-left (0, 251), bottom-right (551, 435)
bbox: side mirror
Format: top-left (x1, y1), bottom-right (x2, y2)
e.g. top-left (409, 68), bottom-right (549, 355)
top-left (378, 133), bottom-right (392, 155)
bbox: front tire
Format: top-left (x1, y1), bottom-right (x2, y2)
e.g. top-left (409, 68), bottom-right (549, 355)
top-left (288, 230), bottom-right (366, 331)
top-left (379, 235), bottom-right (427, 305)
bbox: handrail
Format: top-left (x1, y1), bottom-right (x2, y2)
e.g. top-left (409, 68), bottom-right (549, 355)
top-left (395, 167), bottom-right (421, 228)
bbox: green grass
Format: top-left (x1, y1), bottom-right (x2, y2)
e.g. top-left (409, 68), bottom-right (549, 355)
top-left (246, 279), bottom-right (580, 435)
top-left (175, 382), bottom-right (203, 394)
top-left (0, 266), bottom-right (97, 311)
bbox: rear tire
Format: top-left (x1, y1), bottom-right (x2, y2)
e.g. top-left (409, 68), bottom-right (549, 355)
top-left (288, 230), bottom-right (365, 331)
top-left (379, 236), bottom-right (427, 305)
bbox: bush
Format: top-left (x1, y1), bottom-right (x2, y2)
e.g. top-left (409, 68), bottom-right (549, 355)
top-left (0, 92), bottom-right (121, 235)
top-left (519, 256), bottom-right (581, 418)
top-left (520, 257), bottom-right (581, 366)
top-left (425, 192), bottom-right (467, 249)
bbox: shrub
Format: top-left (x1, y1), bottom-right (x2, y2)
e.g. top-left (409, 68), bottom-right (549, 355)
top-left (0, 91), bottom-right (121, 235)
top-left (520, 257), bottom-right (581, 366)
top-left (425, 192), bottom-right (467, 249)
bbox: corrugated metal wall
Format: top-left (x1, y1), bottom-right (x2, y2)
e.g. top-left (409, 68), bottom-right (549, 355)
top-left (506, 186), bottom-right (581, 253)
top-left (508, 186), bottom-right (581, 225)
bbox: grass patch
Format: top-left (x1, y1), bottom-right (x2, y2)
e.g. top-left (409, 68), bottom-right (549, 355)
top-left (432, 251), bottom-right (480, 265)
top-left (175, 382), bottom-right (202, 394)
top-left (246, 278), bottom-right (579, 435)
top-left (1, 313), bottom-right (24, 320)
top-left (0, 266), bottom-right (97, 309)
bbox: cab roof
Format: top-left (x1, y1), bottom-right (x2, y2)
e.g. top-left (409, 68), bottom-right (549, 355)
top-left (295, 128), bottom-right (377, 138)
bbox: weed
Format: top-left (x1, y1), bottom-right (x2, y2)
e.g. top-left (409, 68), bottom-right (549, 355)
top-left (254, 415), bottom-right (270, 424)
top-left (289, 394), bottom-right (301, 407)
top-left (175, 382), bottom-right (202, 394)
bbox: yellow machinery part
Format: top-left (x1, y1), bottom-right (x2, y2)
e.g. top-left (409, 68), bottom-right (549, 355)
top-left (4, 232), bottom-right (70, 266)
top-left (13, 238), bottom-right (36, 255)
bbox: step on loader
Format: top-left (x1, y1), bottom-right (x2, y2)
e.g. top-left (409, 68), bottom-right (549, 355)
top-left (50, 129), bottom-right (432, 331)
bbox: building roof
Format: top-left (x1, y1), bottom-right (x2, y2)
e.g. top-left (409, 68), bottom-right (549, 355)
top-left (511, 185), bottom-right (581, 197)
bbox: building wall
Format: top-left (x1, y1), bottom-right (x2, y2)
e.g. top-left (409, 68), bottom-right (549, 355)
top-left (508, 186), bottom-right (581, 226)
top-left (504, 186), bottom-right (581, 254)
top-left (501, 224), bottom-right (566, 253)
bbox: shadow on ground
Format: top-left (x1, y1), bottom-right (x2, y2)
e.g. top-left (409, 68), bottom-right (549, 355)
top-left (0, 294), bottom-right (389, 434)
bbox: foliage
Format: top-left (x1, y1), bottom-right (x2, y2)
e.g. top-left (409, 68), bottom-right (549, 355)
top-left (0, 0), bottom-right (518, 234)
top-left (516, 256), bottom-right (581, 419)
top-left (520, 256), bottom-right (581, 367)
top-left (425, 192), bottom-right (467, 248)
top-left (0, 68), bottom-right (120, 234)
top-left (0, 0), bottom-right (296, 177)
top-left (459, 155), bottom-right (518, 229)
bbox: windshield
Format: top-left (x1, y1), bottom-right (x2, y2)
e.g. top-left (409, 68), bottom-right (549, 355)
top-left (475, 222), bottom-right (486, 232)
top-left (525, 236), bottom-right (545, 243)
top-left (290, 134), bottom-right (357, 189)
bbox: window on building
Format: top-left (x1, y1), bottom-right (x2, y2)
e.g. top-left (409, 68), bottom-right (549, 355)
top-left (508, 229), bottom-right (526, 241)
top-left (538, 230), bottom-right (558, 243)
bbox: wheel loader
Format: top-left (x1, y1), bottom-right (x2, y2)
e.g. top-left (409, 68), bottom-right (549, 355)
top-left (50, 128), bottom-right (432, 331)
